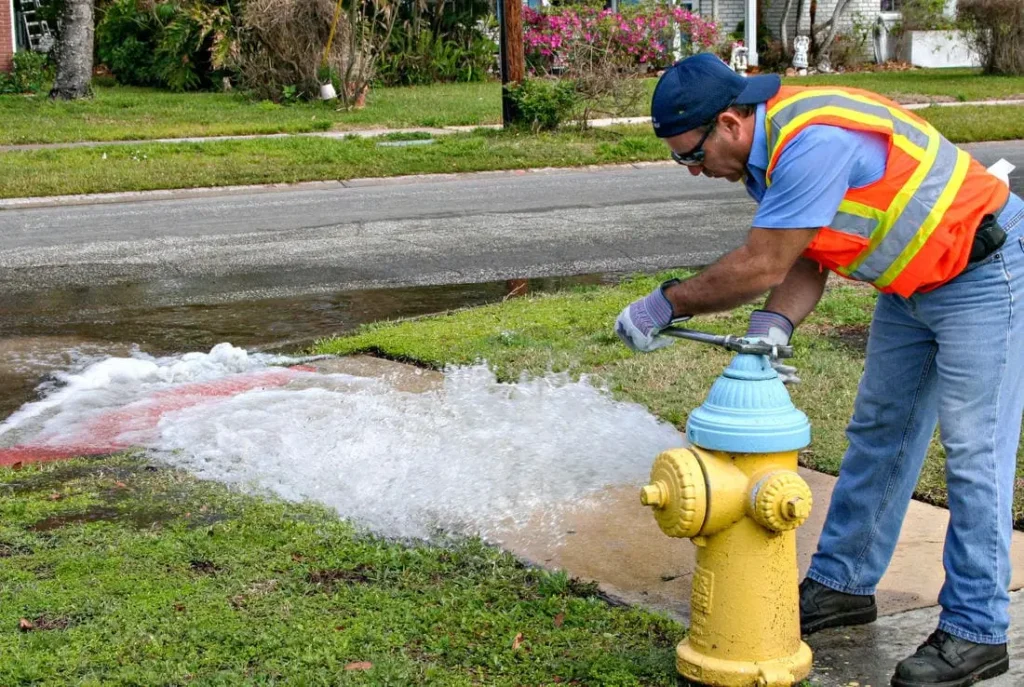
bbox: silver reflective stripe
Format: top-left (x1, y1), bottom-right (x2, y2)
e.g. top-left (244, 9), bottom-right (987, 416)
top-left (767, 93), bottom-right (931, 153)
top-left (848, 138), bottom-right (961, 282)
top-left (830, 211), bottom-right (877, 238)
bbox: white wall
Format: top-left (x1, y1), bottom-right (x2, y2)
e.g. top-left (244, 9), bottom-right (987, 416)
top-left (710, 0), bottom-right (884, 44)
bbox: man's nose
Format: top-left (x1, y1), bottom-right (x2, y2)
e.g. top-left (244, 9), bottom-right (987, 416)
top-left (687, 165), bottom-right (703, 177)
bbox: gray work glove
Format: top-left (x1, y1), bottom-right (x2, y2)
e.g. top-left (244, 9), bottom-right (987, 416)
top-left (746, 310), bottom-right (800, 384)
top-left (615, 280), bottom-right (681, 353)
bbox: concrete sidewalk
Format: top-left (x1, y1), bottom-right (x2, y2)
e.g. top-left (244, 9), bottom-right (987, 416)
top-left (311, 356), bottom-right (1023, 686)
top-left (1, 99), bottom-right (1022, 154)
top-left (494, 469), bottom-right (1024, 686)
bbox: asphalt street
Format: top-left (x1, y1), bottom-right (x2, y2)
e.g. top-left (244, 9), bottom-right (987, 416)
top-left (0, 141), bottom-right (1022, 310)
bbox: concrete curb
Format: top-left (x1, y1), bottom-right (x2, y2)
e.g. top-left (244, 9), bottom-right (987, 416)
top-left (0, 161), bottom-right (668, 210)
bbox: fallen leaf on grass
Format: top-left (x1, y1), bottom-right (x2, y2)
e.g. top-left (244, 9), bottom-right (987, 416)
top-left (48, 493), bottom-right (62, 501)
top-left (115, 481), bottom-right (128, 488)
top-left (345, 661), bottom-right (373, 671)
top-left (512, 632), bottom-right (524, 650)
top-left (554, 613), bottom-right (564, 628)
top-left (18, 618), bottom-right (33, 631)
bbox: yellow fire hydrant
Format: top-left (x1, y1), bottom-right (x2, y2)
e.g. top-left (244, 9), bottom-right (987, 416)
top-left (641, 350), bottom-right (813, 687)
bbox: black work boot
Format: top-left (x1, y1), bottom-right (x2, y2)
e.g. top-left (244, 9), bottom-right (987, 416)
top-left (799, 577), bottom-right (877, 635)
top-left (891, 629), bottom-right (1008, 687)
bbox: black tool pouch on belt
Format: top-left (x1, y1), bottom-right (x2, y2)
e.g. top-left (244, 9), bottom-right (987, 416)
top-left (969, 214), bottom-right (1007, 264)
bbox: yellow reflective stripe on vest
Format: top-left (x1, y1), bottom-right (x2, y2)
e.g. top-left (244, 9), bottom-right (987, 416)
top-left (766, 89), bottom-right (932, 154)
top-left (832, 201), bottom-right (884, 277)
top-left (874, 147), bottom-right (970, 287)
top-left (845, 129), bottom-right (943, 280)
top-left (765, 90), bottom-right (966, 288)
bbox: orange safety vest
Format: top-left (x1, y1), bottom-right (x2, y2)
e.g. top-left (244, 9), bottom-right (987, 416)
top-left (764, 86), bottom-right (1009, 297)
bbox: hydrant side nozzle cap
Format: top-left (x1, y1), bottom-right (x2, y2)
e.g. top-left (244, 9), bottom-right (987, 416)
top-left (752, 471), bottom-right (813, 532)
top-left (643, 449), bottom-right (707, 539)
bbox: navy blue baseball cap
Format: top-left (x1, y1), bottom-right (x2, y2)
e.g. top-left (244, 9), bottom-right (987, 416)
top-left (651, 53), bottom-right (781, 139)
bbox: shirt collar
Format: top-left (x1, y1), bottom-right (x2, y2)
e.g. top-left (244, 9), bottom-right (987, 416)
top-left (747, 103), bottom-right (769, 173)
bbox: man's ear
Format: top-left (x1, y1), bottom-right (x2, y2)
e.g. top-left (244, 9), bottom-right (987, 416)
top-left (717, 110), bottom-right (745, 141)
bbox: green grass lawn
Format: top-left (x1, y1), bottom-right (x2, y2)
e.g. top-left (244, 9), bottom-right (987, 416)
top-left (1, 68), bottom-right (1022, 146)
top-left (0, 454), bottom-right (681, 685)
top-left (0, 125), bottom-right (665, 198)
top-left (791, 67), bottom-right (1024, 102)
top-left (311, 274), bottom-right (1024, 525)
top-left (3, 100), bottom-right (1021, 199)
top-left (0, 82), bottom-right (501, 146)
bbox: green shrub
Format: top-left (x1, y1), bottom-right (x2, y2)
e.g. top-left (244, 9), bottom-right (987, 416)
top-left (96, 0), bottom-right (240, 91)
top-left (959, 0), bottom-right (1024, 75)
top-left (376, 0), bottom-right (496, 87)
top-left (378, 27), bottom-right (496, 86)
top-left (505, 78), bottom-right (579, 132)
top-left (0, 51), bottom-right (52, 95)
top-left (899, 0), bottom-right (956, 31)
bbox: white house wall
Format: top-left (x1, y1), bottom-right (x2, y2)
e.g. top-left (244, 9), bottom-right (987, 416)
top-left (709, 0), bottom-right (883, 45)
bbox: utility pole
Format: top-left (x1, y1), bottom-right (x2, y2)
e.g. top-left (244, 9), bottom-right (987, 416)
top-left (497, 0), bottom-right (525, 127)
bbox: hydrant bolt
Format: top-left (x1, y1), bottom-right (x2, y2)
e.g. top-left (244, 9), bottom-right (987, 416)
top-left (641, 482), bottom-right (665, 508)
top-left (786, 497), bottom-right (808, 520)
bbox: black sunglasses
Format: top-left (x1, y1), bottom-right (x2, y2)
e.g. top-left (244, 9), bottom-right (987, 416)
top-left (671, 121), bottom-right (717, 167)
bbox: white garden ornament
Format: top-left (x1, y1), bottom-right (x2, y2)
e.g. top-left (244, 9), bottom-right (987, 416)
top-left (793, 36), bottom-right (810, 75)
top-left (729, 42), bottom-right (749, 75)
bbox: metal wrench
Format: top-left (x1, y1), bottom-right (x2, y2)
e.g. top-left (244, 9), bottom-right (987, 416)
top-left (660, 326), bottom-right (794, 359)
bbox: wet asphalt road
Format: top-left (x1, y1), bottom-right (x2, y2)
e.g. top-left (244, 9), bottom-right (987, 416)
top-left (1, 141), bottom-right (1022, 310)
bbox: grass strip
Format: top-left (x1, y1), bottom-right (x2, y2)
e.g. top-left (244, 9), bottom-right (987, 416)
top-left (311, 274), bottom-right (1024, 525)
top-left (0, 453), bottom-right (681, 685)
top-left (3, 105), bottom-right (1021, 199)
top-left (0, 83), bottom-right (501, 145)
top-left (2, 69), bottom-right (1023, 146)
top-left (0, 126), bottom-right (662, 198)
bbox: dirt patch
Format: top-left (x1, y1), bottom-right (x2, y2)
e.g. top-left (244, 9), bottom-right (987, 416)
top-left (27, 504), bottom-right (181, 532)
top-left (802, 323), bottom-right (870, 353)
top-left (306, 564), bottom-right (375, 590)
top-left (189, 559), bottom-right (221, 575)
top-left (832, 325), bottom-right (869, 353)
top-left (18, 614), bottom-right (75, 632)
top-left (2, 460), bottom-right (138, 495)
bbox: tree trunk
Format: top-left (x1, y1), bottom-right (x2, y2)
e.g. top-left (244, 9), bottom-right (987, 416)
top-left (809, 0), bottom-right (817, 57)
top-left (779, 0), bottom-right (795, 56)
top-left (49, 0), bottom-right (95, 100)
top-left (816, 0), bottom-right (851, 59)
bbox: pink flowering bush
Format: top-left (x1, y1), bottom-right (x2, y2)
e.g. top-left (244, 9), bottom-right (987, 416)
top-left (523, 5), bottom-right (719, 75)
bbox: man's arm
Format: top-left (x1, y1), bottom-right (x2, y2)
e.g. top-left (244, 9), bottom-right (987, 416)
top-left (661, 227), bottom-right (819, 317)
top-left (764, 256), bottom-right (830, 327)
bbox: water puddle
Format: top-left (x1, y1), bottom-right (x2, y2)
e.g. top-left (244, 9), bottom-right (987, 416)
top-left (0, 344), bottom-right (683, 542)
top-left (26, 505), bottom-right (184, 532)
top-left (0, 274), bottom-right (618, 420)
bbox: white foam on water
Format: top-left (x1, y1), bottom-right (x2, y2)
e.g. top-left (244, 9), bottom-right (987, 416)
top-left (2, 344), bottom-right (685, 541)
top-left (0, 343), bottom-right (288, 447)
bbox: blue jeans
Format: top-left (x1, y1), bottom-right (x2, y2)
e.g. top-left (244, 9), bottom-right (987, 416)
top-left (808, 191), bottom-right (1024, 645)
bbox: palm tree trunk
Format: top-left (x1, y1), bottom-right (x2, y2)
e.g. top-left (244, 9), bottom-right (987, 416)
top-left (49, 0), bottom-right (95, 100)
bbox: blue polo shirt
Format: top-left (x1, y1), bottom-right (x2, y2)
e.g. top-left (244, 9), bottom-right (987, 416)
top-left (744, 103), bottom-right (889, 229)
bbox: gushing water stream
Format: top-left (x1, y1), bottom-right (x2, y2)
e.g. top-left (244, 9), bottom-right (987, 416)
top-left (0, 344), bottom-right (684, 542)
